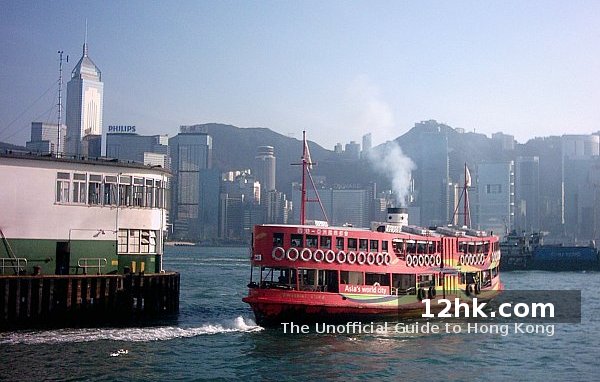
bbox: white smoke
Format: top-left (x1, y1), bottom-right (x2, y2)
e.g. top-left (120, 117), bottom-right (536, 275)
top-left (368, 142), bottom-right (415, 206)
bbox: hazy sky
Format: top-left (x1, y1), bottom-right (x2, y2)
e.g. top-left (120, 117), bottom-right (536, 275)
top-left (1, 1), bottom-right (599, 149)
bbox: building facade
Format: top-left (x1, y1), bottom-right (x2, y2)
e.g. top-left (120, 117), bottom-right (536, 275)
top-left (106, 131), bottom-right (170, 169)
top-left (26, 122), bottom-right (67, 155)
top-left (475, 161), bottom-right (515, 236)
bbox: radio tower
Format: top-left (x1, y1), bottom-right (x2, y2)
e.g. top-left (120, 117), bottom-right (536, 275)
top-left (56, 50), bottom-right (67, 156)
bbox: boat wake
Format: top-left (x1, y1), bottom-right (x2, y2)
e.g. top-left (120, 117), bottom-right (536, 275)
top-left (0, 316), bottom-right (263, 345)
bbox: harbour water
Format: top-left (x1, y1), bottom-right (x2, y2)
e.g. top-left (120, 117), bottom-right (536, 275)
top-left (1, 246), bottom-right (598, 381)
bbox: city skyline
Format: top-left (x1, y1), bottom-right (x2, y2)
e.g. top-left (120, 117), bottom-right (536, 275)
top-left (1, 1), bottom-right (600, 150)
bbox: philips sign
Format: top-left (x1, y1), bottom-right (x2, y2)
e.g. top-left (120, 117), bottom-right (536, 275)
top-left (108, 125), bottom-right (136, 133)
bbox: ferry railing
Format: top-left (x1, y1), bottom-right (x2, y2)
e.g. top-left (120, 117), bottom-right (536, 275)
top-left (0, 258), bottom-right (27, 275)
top-left (77, 258), bottom-right (108, 275)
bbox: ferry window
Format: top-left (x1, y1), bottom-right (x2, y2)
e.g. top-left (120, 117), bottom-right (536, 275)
top-left (118, 229), bottom-right (128, 253)
top-left (382, 241), bottom-right (389, 252)
top-left (104, 176), bottom-right (118, 205)
top-left (392, 274), bottom-right (416, 295)
top-left (370, 240), bottom-right (379, 252)
top-left (341, 271), bottom-right (363, 285)
top-left (291, 234), bottom-right (303, 247)
top-left (88, 175), bottom-right (102, 205)
top-left (428, 241), bottom-right (435, 254)
top-left (406, 241), bottom-right (416, 254)
top-left (366, 273), bottom-right (389, 286)
top-left (348, 238), bottom-right (358, 251)
top-left (320, 236), bottom-right (332, 249)
top-left (417, 274), bottom-right (435, 288)
top-left (484, 242), bottom-right (490, 253)
top-left (273, 233), bottom-right (284, 247)
top-left (393, 240), bottom-right (404, 254)
top-left (336, 237), bottom-right (344, 250)
top-left (56, 172), bottom-right (70, 203)
top-left (417, 242), bottom-right (426, 254)
top-left (359, 239), bottom-right (368, 251)
top-left (145, 179), bottom-right (154, 207)
top-left (298, 269), bottom-right (318, 291)
top-left (133, 178), bottom-right (144, 207)
top-left (458, 242), bottom-right (466, 253)
top-left (72, 173), bottom-right (86, 203)
top-left (306, 235), bottom-right (318, 248)
top-left (128, 230), bottom-right (141, 253)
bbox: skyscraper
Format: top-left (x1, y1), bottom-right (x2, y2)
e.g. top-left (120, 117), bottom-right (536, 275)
top-left (65, 39), bottom-right (103, 157)
top-left (169, 126), bottom-right (213, 240)
top-left (254, 146), bottom-right (276, 193)
top-left (26, 122), bottom-right (67, 155)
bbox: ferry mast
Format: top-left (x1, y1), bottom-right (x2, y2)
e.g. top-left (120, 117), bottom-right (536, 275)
top-left (295, 131), bottom-right (328, 225)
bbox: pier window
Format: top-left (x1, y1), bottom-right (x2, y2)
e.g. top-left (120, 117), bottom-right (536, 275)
top-left (336, 237), bottom-right (344, 250)
top-left (306, 235), bottom-right (318, 248)
top-left (140, 230), bottom-right (151, 253)
top-left (359, 239), bottom-right (368, 251)
top-left (88, 175), bottom-right (102, 205)
top-left (348, 238), bottom-right (358, 251)
top-left (103, 176), bottom-right (118, 205)
top-left (320, 235), bottom-right (332, 249)
top-left (145, 179), bottom-right (154, 207)
top-left (72, 173), bottom-right (87, 203)
top-left (119, 176), bottom-right (132, 206)
top-left (128, 230), bottom-right (141, 253)
top-left (56, 172), bottom-right (70, 203)
top-left (291, 234), bottom-right (303, 247)
top-left (118, 229), bottom-right (128, 253)
top-left (133, 178), bottom-right (144, 207)
top-left (370, 240), bottom-right (379, 252)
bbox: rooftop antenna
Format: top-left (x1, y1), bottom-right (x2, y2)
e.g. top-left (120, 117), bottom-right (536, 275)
top-left (56, 50), bottom-right (68, 156)
top-left (84, 18), bottom-right (88, 56)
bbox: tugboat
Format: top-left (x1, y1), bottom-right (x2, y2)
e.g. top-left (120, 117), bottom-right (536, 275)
top-left (243, 133), bottom-right (502, 326)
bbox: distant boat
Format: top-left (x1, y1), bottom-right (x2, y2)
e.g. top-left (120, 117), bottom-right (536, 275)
top-left (165, 241), bottom-right (196, 247)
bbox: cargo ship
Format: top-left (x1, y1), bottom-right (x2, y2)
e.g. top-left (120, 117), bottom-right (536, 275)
top-left (243, 133), bottom-right (502, 326)
top-left (500, 231), bottom-right (599, 271)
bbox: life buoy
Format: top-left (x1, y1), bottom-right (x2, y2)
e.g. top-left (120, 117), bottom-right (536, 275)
top-left (435, 254), bottom-right (442, 267)
top-left (424, 254), bottom-right (430, 267)
top-left (357, 252), bottom-right (367, 265)
top-left (373, 282), bottom-right (380, 287)
top-left (324, 250), bottom-right (336, 263)
top-left (300, 248), bottom-right (312, 262)
top-left (346, 251), bottom-right (356, 264)
top-left (475, 283), bottom-right (481, 295)
top-left (272, 247), bottom-right (285, 261)
top-left (336, 251), bottom-right (347, 264)
top-left (286, 247), bottom-right (299, 261)
top-left (314, 249), bottom-right (325, 262)
top-left (417, 288), bottom-right (426, 301)
top-left (375, 252), bottom-right (384, 266)
top-left (406, 254), bottom-right (413, 267)
top-left (383, 252), bottom-right (391, 266)
top-left (418, 255), bottom-right (425, 267)
top-left (428, 286), bottom-right (437, 299)
top-left (366, 252), bottom-right (375, 265)
top-left (459, 254), bottom-right (465, 265)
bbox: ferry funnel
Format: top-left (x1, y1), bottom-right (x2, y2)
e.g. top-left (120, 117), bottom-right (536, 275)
top-left (387, 207), bottom-right (408, 227)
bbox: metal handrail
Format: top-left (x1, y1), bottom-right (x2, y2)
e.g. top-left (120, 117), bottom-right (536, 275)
top-left (77, 258), bottom-right (108, 274)
top-left (0, 258), bottom-right (27, 275)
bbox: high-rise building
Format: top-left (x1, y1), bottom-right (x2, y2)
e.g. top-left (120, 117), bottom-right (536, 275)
top-left (65, 40), bottom-right (103, 157)
top-left (515, 156), bottom-right (540, 232)
top-left (26, 122), bottom-right (66, 155)
top-left (106, 131), bottom-right (170, 169)
top-left (169, 126), bottom-right (212, 240)
top-left (361, 133), bottom-right (372, 157)
top-left (344, 141), bottom-right (361, 160)
top-left (254, 146), bottom-right (276, 193)
top-left (475, 161), bottom-right (515, 237)
top-left (417, 128), bottom-right (449, 227)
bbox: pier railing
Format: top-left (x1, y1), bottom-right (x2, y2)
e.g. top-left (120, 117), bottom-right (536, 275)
top-left (77, 258), bottom-right (108, 275)
top-left (0, 258), bottom-right (27, 275)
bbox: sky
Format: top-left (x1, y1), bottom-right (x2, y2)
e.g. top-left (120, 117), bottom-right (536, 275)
top-left (1, 0), bottom-right (599, 149)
